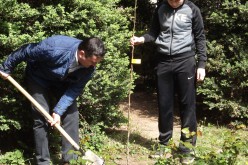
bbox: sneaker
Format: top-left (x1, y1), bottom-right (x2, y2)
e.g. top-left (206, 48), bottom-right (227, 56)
top-left (180, 154), bottom-right (195, 165)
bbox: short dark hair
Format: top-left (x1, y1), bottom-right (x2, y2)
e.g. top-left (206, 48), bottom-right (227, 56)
top-left (78, 37), bottom-right (106, 58)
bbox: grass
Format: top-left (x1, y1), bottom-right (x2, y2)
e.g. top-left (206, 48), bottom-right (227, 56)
top-left (195, 124), bottom-right (248, 165)
top-left (97, 122), bottom-right (248, 165)
top-left (1, 120), bottom-right (247, 165)
top-left (100, 128), bottom-right (156, 165)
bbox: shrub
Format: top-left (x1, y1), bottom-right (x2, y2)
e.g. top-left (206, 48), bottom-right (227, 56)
top-left (0, 0), bottom-right (133, 134)
top-left (0, 150), bottom-right (25, 165)
top-left (197, 0), bottom-right (248, 123)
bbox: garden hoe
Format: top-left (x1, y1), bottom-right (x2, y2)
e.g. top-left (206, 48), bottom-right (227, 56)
top-left (5, 75), bottom-right (104, 165)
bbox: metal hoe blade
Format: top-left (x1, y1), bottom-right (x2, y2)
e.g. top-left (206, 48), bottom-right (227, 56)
top-left (83, 150), bottom-right (104, 165)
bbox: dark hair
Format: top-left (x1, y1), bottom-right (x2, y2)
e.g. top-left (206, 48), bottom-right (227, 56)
top-left (78, 37), bottom-right (106, 58)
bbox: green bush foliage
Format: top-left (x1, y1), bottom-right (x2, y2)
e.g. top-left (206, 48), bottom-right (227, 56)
top-left (154, 128), bottom-right (248, 165)
top-left (197, 0), bottom-right (248, 122)
top-left (0, 150), bottom-right (25, 164)
top-left (0, 0), bottom-right (134, 148)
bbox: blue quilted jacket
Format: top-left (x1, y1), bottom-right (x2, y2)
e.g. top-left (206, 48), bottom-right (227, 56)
top-left (0, 35), bottom-right (95, 116)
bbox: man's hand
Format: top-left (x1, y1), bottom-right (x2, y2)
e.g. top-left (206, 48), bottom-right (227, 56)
top-left (0, 70), bottom-right (9, 80)
top-left (50, 113), bottom-right (61, 126)
top-left (130, 36), bottom-right (145, 46)
top-left (197, 68), bottom-right (206, 82)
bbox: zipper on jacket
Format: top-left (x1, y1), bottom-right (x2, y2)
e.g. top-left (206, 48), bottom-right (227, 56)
top-left (170, 9), bottom-right (176, 55)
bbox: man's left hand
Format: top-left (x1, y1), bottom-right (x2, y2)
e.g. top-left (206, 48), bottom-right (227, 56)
top-left (197, 68), bottom-right (205, 82)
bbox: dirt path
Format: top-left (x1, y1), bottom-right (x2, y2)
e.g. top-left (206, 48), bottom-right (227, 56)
top-left (120, 91), bottom-right (181, 141)
top-left (120, 92), bottom-right (159, 140)
top-left (114, 91), bottom-right (181, 165)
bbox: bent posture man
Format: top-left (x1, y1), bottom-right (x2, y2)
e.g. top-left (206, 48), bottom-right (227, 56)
top-left (0, 35), bottom-right (105, 164)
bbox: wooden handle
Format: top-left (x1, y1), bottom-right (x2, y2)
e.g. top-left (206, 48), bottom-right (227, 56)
top-left (7, 76), bottom-right (80, 150)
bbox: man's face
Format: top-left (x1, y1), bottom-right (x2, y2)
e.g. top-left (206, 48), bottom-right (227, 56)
top-left (78, 50), bottom-right (103, 68)
top-left (168, 0), bottom-right (183, 8)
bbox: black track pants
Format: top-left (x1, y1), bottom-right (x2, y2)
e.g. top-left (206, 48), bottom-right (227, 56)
top-left (26, 78), bottom-right (79, 165)
top-left (156, 56), bottom-right (197, 153)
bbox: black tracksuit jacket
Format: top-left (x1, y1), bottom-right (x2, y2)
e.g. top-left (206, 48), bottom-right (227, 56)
top-left (143, 0), bottom-right (207, 68)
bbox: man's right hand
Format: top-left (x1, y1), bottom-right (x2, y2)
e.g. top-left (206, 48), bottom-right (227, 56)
top-left (0, 70), bottom-right (9, 80)
top-left (130, 36), bottom-right (145, 46)
top-left (49, 113), bottom-right (61, 127)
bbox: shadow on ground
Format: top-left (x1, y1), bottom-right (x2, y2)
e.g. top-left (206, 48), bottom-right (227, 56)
top-left (105, 128), bottom-right (156, 150)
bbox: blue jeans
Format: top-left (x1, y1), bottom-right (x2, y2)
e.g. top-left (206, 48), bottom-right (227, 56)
top-left (156, 56), bottom-right (197, 153)
top-left (26, 77), bottom-right (79, 165)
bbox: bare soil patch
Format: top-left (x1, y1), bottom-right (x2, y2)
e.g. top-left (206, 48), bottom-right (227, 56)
top-left (120, 91), bottom-right (181, 141)
top-left (108, 91), bottom-right (182, 165)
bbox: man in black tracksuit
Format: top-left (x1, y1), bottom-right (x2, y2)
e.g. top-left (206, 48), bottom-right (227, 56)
top-left (131, 0), bottom-right (207, 163)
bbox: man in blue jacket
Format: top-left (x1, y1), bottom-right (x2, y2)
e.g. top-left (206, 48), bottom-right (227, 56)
top-left (0, 35), bottom-right (105, 164)
top-left (131, 0), bottom-right (206, 164)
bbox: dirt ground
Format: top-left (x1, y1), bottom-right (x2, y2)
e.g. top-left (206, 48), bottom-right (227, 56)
top-left (120, 91), bottom-right (181, 141)
top-left (112, 91), bottom-right (182, 165)
top-left (120, 91), bottom-right (159, 139)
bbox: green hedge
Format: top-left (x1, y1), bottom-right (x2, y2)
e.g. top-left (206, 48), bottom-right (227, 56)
top-left (0, 0), bottom-right (134, 135)
top-left (197, 0), bottom-right (248, 123)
